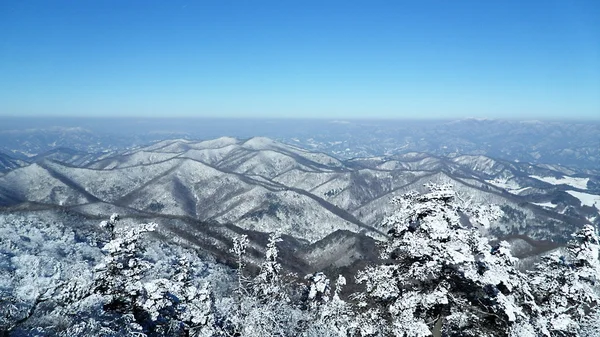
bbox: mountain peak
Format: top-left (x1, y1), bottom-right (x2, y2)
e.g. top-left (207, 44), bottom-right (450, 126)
top-left (242, 137), bottom-right (280, 150)
top-left (195, 136), bottom-right (239, 149)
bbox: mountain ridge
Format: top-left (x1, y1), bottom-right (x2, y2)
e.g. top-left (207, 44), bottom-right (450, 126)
top-left (0, 137), bottom-right (597, 245)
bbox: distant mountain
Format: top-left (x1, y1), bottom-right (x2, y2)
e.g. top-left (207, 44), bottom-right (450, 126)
top-left (1, 137), bottom-right (597, 245)
top-left (0, 152), bottom-right (26, 173)
top-left (1, 118), bottom-right (598, 172)
top-left (288, 119), bottom-right (600, 172)
top-left (31, 147), bottom-right (116, 167)
top-left (0, 126), bottom-right (106, 159)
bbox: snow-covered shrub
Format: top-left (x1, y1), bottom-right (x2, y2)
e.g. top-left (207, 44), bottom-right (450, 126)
top-left (529, 224), bottom-right (600, 336)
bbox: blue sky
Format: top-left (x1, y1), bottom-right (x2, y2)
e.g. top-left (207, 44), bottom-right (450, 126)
top-left (0, 0), bottom-right (598, 119)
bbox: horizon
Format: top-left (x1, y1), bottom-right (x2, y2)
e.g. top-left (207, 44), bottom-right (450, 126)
top-left (1, 117), bottom-right (599, 143)
top-left (2, 116), bottom-right (600, 134)
top-left (1, 0), bottom-right (599, 119)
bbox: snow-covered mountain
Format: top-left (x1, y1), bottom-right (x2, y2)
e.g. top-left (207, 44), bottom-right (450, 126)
top-left (2, 118), bottom-right (599, 171)
top-left (0, 137), bottom-right (597, 245)
top-left (0, 152), bottom-right (27, 173)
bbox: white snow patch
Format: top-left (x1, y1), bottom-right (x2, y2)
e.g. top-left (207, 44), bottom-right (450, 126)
top-left (195, 137), bottom-right (239, 149)
top-left (566, 190), bottom-right (600, 209)
top-left (511, 187), bottom-right (531, 195)
top-left (487, 178), bottom-right (519, 190)
top-left (486, 178), bottom-right (528, 195)
top-left (242, 137), bottom-right (279, 150)
top-left (530, 175), bottom-right (589, 190)
top-left (532, 202), bottom-right (555, 208)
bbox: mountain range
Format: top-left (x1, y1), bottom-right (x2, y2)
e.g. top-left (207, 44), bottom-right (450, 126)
top-left (1, 118), bottom-right (598, 172)
top-left (1, 136), bottom-right (598, 269)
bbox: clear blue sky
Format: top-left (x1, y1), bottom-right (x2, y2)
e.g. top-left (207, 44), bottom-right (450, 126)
top-left (1, 0), bottom-right (598, 119)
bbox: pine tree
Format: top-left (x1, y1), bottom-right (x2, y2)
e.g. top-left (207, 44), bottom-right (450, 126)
top-left (94, 214), bottom-right (160, 332)
top-left (305, 275), bottom-right (357, 337)
top-left (228, 232), bottom-right (305, 337)
top-left (253, 232), bottom-right (285, 300)
top-left (355, 183), bottom-right (536, 336)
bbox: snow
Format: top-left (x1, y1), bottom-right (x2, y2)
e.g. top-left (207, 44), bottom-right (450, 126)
top-left (566, 190), bottom-right (600, 209)
top-left (511, 187), bottom-right (531, 194)
top-left (225, 150), bottom-right (309, 178)
top-left (195, 136), bottom-right (239, 149)
top-left (115, 159), bottom-right (361, 242)
top-left (0, 136), bottom-right (595, 257)
top-left (452, 155), bottom-right (501, 175)
top-left (530, 175), bottom-right (589, 190)
top-left (241, 137), bottom-right (343, 168)
top-left (180, 145), bottom-right (238, 164)
top-left (486, 178), bottom-right (534, 195)
top-left (45, 159), bottom-right (180, 202)
top-left (0, 163), bottom-right (91, 205)
top-left (533, 202), bottom-right (555, 208)
top-left (143, 139), bottom-right (192, 152)
top-left (377, 160), bottom-right (409, 171)
top-left (242, 137), bottom-right (280, 150)
top-left (487, 178), bottom-right (522, 193)
top-left (89, 151), bottom-right (179, 169)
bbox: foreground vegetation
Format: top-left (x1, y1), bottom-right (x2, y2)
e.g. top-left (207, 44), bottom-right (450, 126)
top-left (1, 184), bottom-right (599, 336)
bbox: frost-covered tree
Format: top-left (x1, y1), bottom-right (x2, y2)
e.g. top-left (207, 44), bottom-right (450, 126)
top-left (6, 195), bottom-right (600, 336)
top-left (94, 215), bottom-right (158, 314)
top-left (1, 212), bottom-right (235, 336)
top-left (94, 215), bottom-right (226, 336)
top-left (231, 234), bottom-right (250, 298)
top-left (356, 183), bottom-right (536, 336)
top-left (0, 213), bottom-right (103, 335)
top-left (305, 272), bottom-right (331, 308)
top-left (529, 224), bottom-right (600, 336)
top-left (99, 213), bottom-right (120, 239)
top-left (171, 256), bottom-right (219, 336)
top-left (93, 214), bottom-right (188, 335)
top-left (253, 232), bottom-right (286, 300)
top-left (304, 275), bottom-right (357, 337)
top-left (180, 282), bottom-right (218, 337)
top-left (569, 224), bottom-right (600, 274)
top-left (226, 232), bottom-right (306, 336)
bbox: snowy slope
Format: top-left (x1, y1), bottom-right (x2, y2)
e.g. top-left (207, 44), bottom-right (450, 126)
top-left (566, 190), bottom-right (600, 209)
top-left (0, 152), bottom-right (27, 173)
top-left (531, 175), bottom-right (589, 190)
top-left (0, 163), bottom-right (93, 206)
top-left (179, 145), bottom-right (239, 165)
top-left (450, 155), bottom-right (507, 176)
top-left (43, 160), bottom-right (180, 202)
top-left (88, 151), bottom-right (180, 169)
top-left (0, 137), bottom-right (595, 244)
top-left (117, 159), bottom-right (364, 242)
